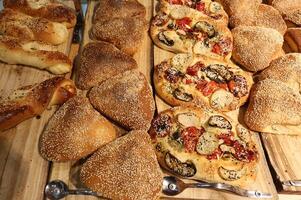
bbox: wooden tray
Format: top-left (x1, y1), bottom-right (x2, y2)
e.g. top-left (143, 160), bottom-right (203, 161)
top-left (0, 1), bottom-right (75, 200)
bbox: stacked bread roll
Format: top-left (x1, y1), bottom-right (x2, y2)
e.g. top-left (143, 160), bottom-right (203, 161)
top-left (0, 0), bottom-right (77, 74)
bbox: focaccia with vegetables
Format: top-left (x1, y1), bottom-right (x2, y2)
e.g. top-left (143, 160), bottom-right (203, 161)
top-left (150, 8), bottom-right (233, 60)
top-left (149, 106), bottom-right (259, 186)
top-left (154, 53), bottom-right (253, 112)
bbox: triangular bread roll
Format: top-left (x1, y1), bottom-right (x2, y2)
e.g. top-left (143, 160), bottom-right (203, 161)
top-left (88, 69), bottom-right (155, 130)
top-left (80, 130), bottom-right (163, 200)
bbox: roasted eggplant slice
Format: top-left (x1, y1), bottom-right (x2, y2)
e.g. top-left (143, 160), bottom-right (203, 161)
top-left (196, 132), bottom-right (219, 155)
top-left (173, 88), bottom-right (193, 102)
top-left (194, 21), bottom-right (215, 38)
top-left (236, 124), bottom-right (251, 143)
top-left (218, 166), bottom-right (246, 181)
top-left (203, 64), bottom-right (232, 83)
top-left (165, 152), bottom-right (196, 177)
top-left (149, 114), bottom-right (172, 138)
top-left (158, 31), bottom-right (174, 46)
top-left (177, 112), bottom-right (201, 127)
top-left (228, 75), bottom-right (248, 98)
top-left (208, 115), bottom-right (232, 129)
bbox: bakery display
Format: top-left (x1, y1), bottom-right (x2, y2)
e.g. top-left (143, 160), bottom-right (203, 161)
top-left (75, 41), bottom-right (138, 90)
top-left (93, 0), bottom-right (146, 22)
top-left (0, 35), bottom-right (72, 74)
top-left (232, 26), bottom-right (283, 72)
top-left (149, 106), bottom-right (259, 186)
top-left (0, 77), bottom-right (76, 132)
top-left (39, 96), bottom-right (117, 162)
top-left (0, 8), bottom-right (68, 45)
top-left (270, 0), bottom-right (301, 26)
top-left (284, 28), bottom-right (301, 53)
top-left (154, 53), bottom-right (253, 111)
top-left (159, 0), bottom-right (229, 26)
top-left (91, 17), bottom-right (147, 56)
top-left (80, 130), bottom-right (163, 200)
top-left (88, 69), bottom-right (155, 131)
top-left (244, 79), bottom-right (301, 135)
top-left (3, 0), bottom-right (76, 28)
top-left (150, 10), bottom-right (233, 60)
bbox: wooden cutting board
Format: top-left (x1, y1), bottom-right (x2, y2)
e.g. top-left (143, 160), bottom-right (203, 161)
top-left (0, 1), bottom-right (75, 200)
top-left (49, 0), bottom-right (278, 200)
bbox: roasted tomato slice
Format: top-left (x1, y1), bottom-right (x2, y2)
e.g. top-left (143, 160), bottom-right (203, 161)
top-left (196, 2), bottom-right (205, 12)
top-left (217, 132), bottom-right (234, 146)
top-left (206, 148), bottom-right (222, 160)
top-left (149, 114), bottom-right (172, 139)
top-left (176, 17), bottom-right (192, 31)
top-left (169, 0), bottom-right (183, 5)
top-left (228, 75), bottom-right (248, 97)
top-left (186, 61), bottom-right (205, 76)
top-left (212, 38), bottom-right (233, 56)
top-left (164, 68), bottom-right (183, 83)
top-left (181, 126), bottom-right (204, 152)
top-left (201, 81), bottom-right (219, 96)
top-left (232, 140), bottom-right (257, 162)
top-left (212, 43), bottom-right (222, 55)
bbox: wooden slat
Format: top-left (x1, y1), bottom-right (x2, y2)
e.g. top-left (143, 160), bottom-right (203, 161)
top-left (0, 1), bottom-right (75, 200)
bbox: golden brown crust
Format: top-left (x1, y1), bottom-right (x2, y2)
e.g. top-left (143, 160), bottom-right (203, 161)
top-left (0, 35), bottom-right (72, 74)
top-left (88, 69), bottom-right (155, 131)
top-left (272, 0), bottom-right (301, 26)
top-left (149, 106), bottom-right (259, 186)
top-left (90, 17), bottom-right (147, 55)
top-left (39, 96), bottom-right (117, 162)
top-left (215, 0), bottom-right (262, 17)
top-left (284, 28), bottom-right (301, 53)
top-left (93, 0), bottom-right (146, 23)
top-left (0, 77), bottom-right (76, 132)
top-left (80, 130), bottom-right (163, 200)
top-left (245, 79), bottom-right (301, 135)
top-left (0, 8), bottom-right (68, 45)
top-left (153, 54), bottom-right (253, 112)
top-left (3, 0), bottom-right (76, 28)
top-left (76, 41), bottom-right (138, 90)
top-left (232, 26), bottom-right (283, 72)
top-left (230, 4), bottom-right (287, 35)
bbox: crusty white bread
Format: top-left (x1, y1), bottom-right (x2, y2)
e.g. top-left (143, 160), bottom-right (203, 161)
top-left (271, 0), bottom-right (301, 26)
top-left (39, 96), bottom-right (117, 162)
top-left (90, 17), bottom-right (148, 55)
top-left (3, 0), bottom-right (76, 28)
top-left (88, 69), bottom-right (155, 131)
top-left (80, 130), bottom-right (163, 200)
top-left (76, 42), bottom-right (138, 90)
top-left (230, 4), bottom-right (287, 35)
top-left (0, 77), bottom-right (76, 132)
top-left (284, 28), bottom-right (301, 53)
top-left (93, 0), bottom-right (146, 23)
top-left (245, 79), bottom-right (301, 135)
top-left (0, 35), bottom-right (72, 74)
top-left (257, 53), bottom-right (301, 91)
top-left (232, 26), bottom-right (283, 72)
top-left (0, 9), bottom-right (68, 45)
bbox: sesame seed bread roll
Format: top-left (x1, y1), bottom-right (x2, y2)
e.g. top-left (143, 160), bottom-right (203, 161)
top-left (232, 26), bottom-right (283, 72)
top-left (0, 35), bottom-right (72, 74)
top-left (284, 28), bottom-right (301, 53)
top-left (271, 0), bottom-right (301, 26)
top-left (0, 9), bottom-right (68, 45)
top-left (80, 130), bottom-right (163, 200)
top-left (0, 77), bottom-right (76, 131)
top-left (244, 79), bottom-right (301, 135)
top-left (3, 0), bottom-right (76, 28)
top-left (76, 42), bottom-right (138, 90)
top-left (257, 53), bottom-right (301, 91)
top-left (88, 69), bottom-right (155, 131)
top-left (215, 0), bottom-right (262, 17)
top-left (39, 96), bottom-right (117, 162)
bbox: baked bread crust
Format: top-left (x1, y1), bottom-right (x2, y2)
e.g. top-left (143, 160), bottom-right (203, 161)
top-left (230, 4), bottom-right (287, 35)
top-left (149, 106), bottom-right (259, 186)
top-left (39, 96), bottom-right (117, 162)
top-left (93, 0), bottom-right (146, 23)
top-left (153, 53), bottom-right (253, 112)
top-left (232, 26), bottom-right (283, 72)
top-left (88, 69), bottom-right (155, 131)
top-left (284, 28), bottom-right (301, 53)
top-left (215, 0), bottom-right (262, 17)
top-left (80, 130), bottom-right (163, 200)
top-left (0, 77), bottom-right (76, 131)
top-left (90, 17), bottom-right (147, 55)
top-left (0, 8), bottom-right (68, 45)
top-left (150, 10), bottom-right (233, 60)
top-left (245, 79), bottom-right (301, 135)
top-left (76, 41), bottom-right (138, 90)
top-left (3, 0), bottom-right (76, 28)
top-left (159, 0), bottom-right (229, 26)
top-left (271, 0), bottom-right (301, 26)
top-left (0, 35), bottom-right (72, 74)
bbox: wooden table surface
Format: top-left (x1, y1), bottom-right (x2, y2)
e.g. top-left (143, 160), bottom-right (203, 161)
top-left (0, 0), bottom-right (301, 200)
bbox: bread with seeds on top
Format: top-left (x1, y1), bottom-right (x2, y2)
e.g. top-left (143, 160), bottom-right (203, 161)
top-left (80, 130), bottom-right (163, 200)
top-left (39, 96), bottom-right (117, 162)
top-left (270, 0), bottom-right (301, 26)
top-left (88, 69), bottom-right (155, 131)
top-left (232, 26), bottom-right (283, 72)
